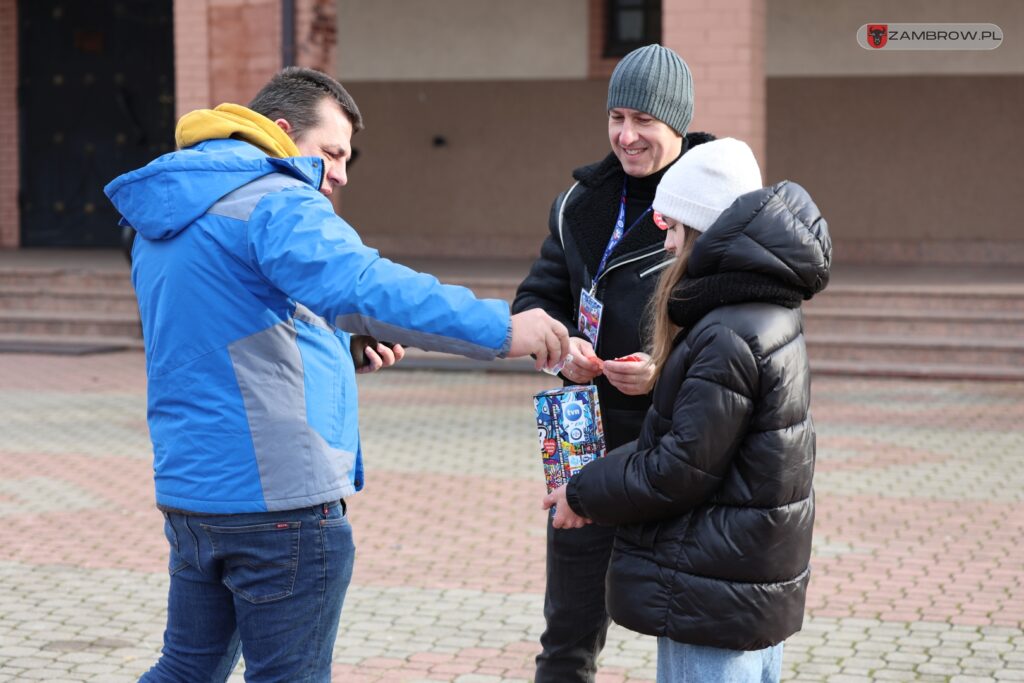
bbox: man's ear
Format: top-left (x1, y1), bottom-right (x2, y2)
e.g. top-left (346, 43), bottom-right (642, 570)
top-left (274, 118), bottom-right (293, 136)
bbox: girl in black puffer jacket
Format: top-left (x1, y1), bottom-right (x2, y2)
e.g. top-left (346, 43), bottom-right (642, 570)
top-left (544, 138), bottom-right (831, 682)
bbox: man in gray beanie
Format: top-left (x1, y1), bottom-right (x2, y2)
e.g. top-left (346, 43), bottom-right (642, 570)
top-left (513, 44), bottom-right (715, 683)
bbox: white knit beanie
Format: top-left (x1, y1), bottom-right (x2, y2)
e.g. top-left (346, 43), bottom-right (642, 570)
top-left (653, 138), bottom-right (763, 232)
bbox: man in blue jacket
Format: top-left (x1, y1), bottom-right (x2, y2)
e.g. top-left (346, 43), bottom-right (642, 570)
top-left (105, 67), bottom-right (568, 682)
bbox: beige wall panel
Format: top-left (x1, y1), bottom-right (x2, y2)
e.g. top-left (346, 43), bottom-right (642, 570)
top-left (337, 0), bottom-right (589, 81)
top-left (336, 80), bottom-right (609, 259)
top-left (767, 75), bottom-right (1024, 264)
top-left (768, 0), bottom-right (1023, 76)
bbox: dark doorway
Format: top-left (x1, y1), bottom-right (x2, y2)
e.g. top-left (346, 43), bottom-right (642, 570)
top-left (18, 0), bottom-right (175, 247)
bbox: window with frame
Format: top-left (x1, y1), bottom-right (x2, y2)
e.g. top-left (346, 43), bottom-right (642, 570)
top-left (604, 0), bottom-right (662, 58)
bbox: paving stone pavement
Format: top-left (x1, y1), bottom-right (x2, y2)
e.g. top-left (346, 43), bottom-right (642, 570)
top-left (0, 351), bottom-right (1022, 682)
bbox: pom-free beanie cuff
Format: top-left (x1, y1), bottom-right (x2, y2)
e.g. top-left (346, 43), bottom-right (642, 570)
top-left (652, 194), bottom-right (723, 234)
top-left (652, 138), bottom-right (763, 232)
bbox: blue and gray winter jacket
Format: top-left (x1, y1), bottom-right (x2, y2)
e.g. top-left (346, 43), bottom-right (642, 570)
top-left (105, 139), bottom-right (511, 514)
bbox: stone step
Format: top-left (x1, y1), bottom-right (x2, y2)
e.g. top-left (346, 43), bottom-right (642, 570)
top-left (1, 265), bottom-right (1022, 380)
top-left (804, 307), bottom-right (1024, 339)
top-left (0, 286), bottom-right (139, 314)
top-left (810, 284), bottom-right (1024, 312)
top-left (809, 359), bottom-right (1024, 382)
top-left (0, 333), bottom-right (143, 355)
top-left (0, 268), bottom-right (131, 289)
top-left (806, 334), bottom-right (1024, 367)
top-left (436, 278), bottom-right (518, 302)
top-left (0, 310), bottom-right (141, 339)
top-left (436, 281), bottom-right (1024, 314)
top-left (366, 349), bottom-right (1024, 382)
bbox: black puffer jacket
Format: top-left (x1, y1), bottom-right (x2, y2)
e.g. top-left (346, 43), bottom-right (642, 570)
top-left (566, 181), bottom-right (831, 650)
top-left (513, 133), bottom-right (713, 449)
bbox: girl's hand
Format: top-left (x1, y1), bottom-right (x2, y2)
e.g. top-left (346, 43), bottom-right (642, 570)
top-left (602, 352), bottom-right (655, 395)
top-left (561, 337), bottom-right (604, 384)
top-left (542, 485), bottom-right (592, 529)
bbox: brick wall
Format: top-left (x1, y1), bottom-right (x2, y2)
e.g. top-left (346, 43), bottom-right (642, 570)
top-left (663, 0), bottom-right (766, 167)
top-left (209, 0), bottom-right (281, 106)
top-left (0, 0), bottom-right (19, 249)
top-left (174, 0), bottom-right (212, 117)
top-left (295, 0), bottom-right (336, 73)
top-left (175, 0), bottom-right (283, 115)
top-left (590, 0), bottom-right (767, 169)
top-left (587, 0), bottom-right (617, 79)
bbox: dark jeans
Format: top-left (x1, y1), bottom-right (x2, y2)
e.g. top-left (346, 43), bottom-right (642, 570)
top-left (140, 500), bottom-right (355, 683)
top-left (535, 513), bottom-right (617, 683)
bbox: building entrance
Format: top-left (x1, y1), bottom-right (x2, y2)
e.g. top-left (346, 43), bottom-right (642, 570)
top-left (18, 0), bottom-right (174, 247)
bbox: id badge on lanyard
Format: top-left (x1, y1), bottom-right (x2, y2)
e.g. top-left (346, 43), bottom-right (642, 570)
top-left (578, 287), bottom-right (603, 347)
top-left (577, 180), bottom-right (650, 349)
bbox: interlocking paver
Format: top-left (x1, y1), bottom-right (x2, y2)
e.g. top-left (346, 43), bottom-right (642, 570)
top-left (1, 352), bottom-right (1022, 680)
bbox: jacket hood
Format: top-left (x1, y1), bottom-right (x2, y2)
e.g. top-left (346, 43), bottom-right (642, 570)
top-left (175, 103), bottom-right (300, 158)
top-left (687, 181), bottom-right (831, 299)
top-left (103, 138), bottom-right (322, 241)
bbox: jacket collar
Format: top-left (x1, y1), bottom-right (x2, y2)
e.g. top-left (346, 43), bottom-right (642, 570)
top-left (565, 132), bottom-right (714, 277)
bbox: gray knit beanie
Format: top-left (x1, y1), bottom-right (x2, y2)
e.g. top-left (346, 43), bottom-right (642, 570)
top-left (607, 44), bottom-right (694, 136)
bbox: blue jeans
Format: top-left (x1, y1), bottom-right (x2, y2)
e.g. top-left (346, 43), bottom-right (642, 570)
top-left (657, 638), bottom-right (783, 683)
top-left (140, 500), bottom-right (355, 683)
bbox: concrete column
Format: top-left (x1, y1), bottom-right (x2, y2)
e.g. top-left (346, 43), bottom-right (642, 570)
top-left (0, 0), bottom-right (19, 248)
top-left (663, 0), bottom-right (767, 168)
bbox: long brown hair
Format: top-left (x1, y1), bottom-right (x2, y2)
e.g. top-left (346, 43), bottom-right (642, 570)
top-left (642, 226), bottom-right (701, 389)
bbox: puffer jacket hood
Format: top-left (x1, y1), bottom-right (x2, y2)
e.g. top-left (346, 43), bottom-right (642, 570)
top-left (687, 180), bottom-right (831, 299)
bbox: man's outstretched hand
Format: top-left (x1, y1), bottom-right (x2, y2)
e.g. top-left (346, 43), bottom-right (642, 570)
top-left (351, 334), bottom-right (405, 374)
top-left (508, 309), bottom-right (570, 371)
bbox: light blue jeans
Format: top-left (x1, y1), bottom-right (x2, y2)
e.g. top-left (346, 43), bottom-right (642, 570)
top-left (656, 638), bottom-right (783, 683)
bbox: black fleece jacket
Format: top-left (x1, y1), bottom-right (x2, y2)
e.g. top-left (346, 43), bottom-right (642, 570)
top-left (513, 133), bottom-right (715, 449)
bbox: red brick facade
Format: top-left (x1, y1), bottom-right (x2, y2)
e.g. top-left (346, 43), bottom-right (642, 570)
top-left (588, 0), bottom-right (767, 168)
top-left (295, 0), bottom-right (336, 73)
top-left (173, 0), bottom-right (212, 117)
top-left (0, 0), bottom-right (19, 249)
top-left (662, 0), bottom-right (766, 167)
top-left (0, 0), bottom-right (767, 252)
top-left (174, 0), bottom-right (282, 113)
top-left (174, 0), bottom-right (336, 118)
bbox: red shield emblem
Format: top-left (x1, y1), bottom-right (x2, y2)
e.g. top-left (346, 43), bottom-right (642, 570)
top-left (543, 439), bottom-right (557, 456)
top-left (867, 24), bottom-right (888, 48)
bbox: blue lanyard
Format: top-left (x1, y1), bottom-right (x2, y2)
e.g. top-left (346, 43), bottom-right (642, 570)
top-left (593, 179), bottom-right (652, 286)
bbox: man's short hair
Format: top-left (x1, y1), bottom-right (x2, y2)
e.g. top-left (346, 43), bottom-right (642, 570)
top-left (249, 66), bottom-right (364, 137)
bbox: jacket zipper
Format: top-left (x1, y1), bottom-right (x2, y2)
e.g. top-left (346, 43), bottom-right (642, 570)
top-left (593, 246), bottom-right (666, 291)
top-left (639, 257), bottom-right (676, 279)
